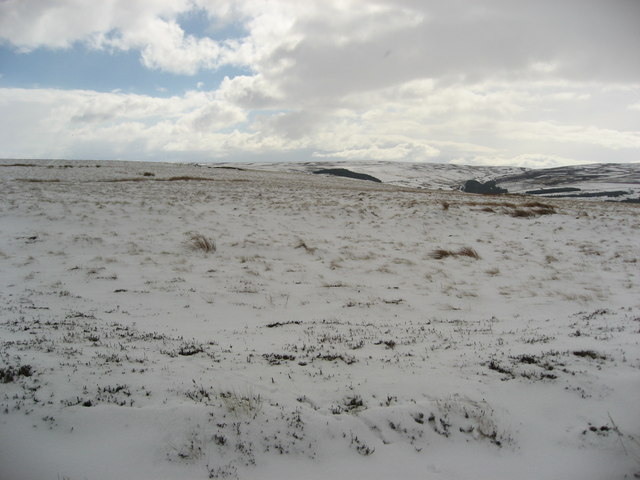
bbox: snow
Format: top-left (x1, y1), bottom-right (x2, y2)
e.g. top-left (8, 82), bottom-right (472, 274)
top-left (1, 159), bottom-right (639, 479)
top-left (210, 160), bottom-right (528, 191)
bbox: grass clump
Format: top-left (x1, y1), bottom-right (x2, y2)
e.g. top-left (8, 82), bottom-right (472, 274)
top-left (294, 239), bottom-right (317, 254)
top-left (0, 365), bottom-right (33, 383)
top-left (220, 389), bottom-right (263, 418)
top-left (185, 233), bottom-right (216, 253)
top-left (431, 247), bottom-right (480, 260)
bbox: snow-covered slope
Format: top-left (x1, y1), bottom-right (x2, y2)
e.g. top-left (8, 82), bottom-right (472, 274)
top-left (1, 160), bottom-right (639, 480)
top-left (210, 160), bottom-right (527, 191)
top-left (209, 160), bottom-right (640, 201)
top-left (495, 163), bottom-right (640, 200)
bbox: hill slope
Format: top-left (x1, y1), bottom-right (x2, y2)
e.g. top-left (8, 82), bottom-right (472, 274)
top-left (0, 160), bottom-right (639, 480)
top-left (210, 160), bottom-right (640, 201)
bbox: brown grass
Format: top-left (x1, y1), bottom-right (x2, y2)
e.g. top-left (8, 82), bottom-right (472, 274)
top-left (510, 203), bottom-right (556, 217)
top-left (431, 247), bottom-right (480, 260)
top-left (466, 199), bottom-right (557, 217)
top-left (185, 233), bottom-right (216, 253)
top-left (294, 239), bottom-right (317, 254)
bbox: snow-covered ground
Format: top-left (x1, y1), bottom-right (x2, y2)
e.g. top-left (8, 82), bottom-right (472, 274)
top-left (210, 160), bottom-right (640, 201)
top-left (210, 160), bottom-right (527, 191)
top-left (1, 160), bottom-right (639, 480)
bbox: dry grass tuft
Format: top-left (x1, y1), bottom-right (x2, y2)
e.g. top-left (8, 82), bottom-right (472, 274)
top-left (458, 247), bottom-right (481, 259)
top-left (185, 233), bottom-right (216, 253)
top-left (431, 249), bottom-right (453, 260)
top-left (468, 200), bottom-right (557, 218)
top-left (431, 247), bottom-right (480, 260)
top-left (510, 208), bottom-right (536, 218)
top-left (294, 239), bottom-right (317, 254)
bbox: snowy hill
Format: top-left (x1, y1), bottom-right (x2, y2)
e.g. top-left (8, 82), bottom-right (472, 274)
top-left (495, 162), bottom-right (640, 201)
top-left (1, 159), bottom-right (639, 480)
top-left (209, 160), bottom-right (640, 201)
top-left (210, 160), bottom-right (527, 191)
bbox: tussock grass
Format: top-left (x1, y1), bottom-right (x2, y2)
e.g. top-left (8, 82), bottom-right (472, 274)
top-left (431, 247), bottom-right (480, 260)
top-left (185, 233), bottom-right (216, 253)
top-left (220, 389), bottom-right (263, 418)
top-left (294, 239), bottom-right (317, 254)
top-left (464, 199), bottom-right (557, 218)
top-left (510, 203), bottom-right (556, 217)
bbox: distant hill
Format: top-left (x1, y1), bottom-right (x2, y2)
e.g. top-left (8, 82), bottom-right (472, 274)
top-left (494, 163), bottom-right (640, 201)
top-left (209, 160), bottom-right (639, 201)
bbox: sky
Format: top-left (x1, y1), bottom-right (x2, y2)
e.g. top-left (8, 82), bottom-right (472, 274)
top-left (0, 0), bottom-right (639, 168)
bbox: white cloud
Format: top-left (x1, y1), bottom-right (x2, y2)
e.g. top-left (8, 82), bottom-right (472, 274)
top-left (1, 1), bottom-right (640, 165)
top-left (452, 154), bottom-right (591, 169)
top-left (0, 0), bottom-right (190, 51)
top-left (0, 88), bottom-right (247, 159)
top-left (313, 143), bottom-right (439, 162)
top-left (501, 121), bottom-right (640, 150)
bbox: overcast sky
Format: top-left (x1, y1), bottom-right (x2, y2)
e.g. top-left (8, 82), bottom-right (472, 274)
top-left (1, 0), bottom-right (639, 167)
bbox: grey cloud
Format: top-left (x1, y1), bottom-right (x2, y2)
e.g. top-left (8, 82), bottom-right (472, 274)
top-left (266, 0), bottom-right (640, 102)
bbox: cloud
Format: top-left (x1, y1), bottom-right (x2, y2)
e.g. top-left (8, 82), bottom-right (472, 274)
top-left (313, 143), bottom-right (440, 162)
top-left (0, 1), bottom-right (639, 165)
top-left (4, 0), bottom-right (639, 83)
top-left (0, 87), bottom-right (247, 159)
top-left (259, 0), bottom-right (640, 104)
top-left (452, 154), bottom-right (593, 169)
top-left (0, 0), bottom-right (235, 74)
top-left (0, 0), bottom-right (189, 51)
top-left (500, 121), bottom-right (640, 150)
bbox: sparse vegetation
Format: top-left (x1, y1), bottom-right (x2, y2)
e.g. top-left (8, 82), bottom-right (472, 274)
top-left (294, 239), bottom-right (316, 254)
top-left (0, 365), bottom-right (33, 383)
top-left (220, 389), bottom-right (263, 418)
top-left (185, 232), bottom-right (216, 253)
top-left (1, 161), bottom-right (638, 479)
top-left (431, 247), bottom-right (480, 260)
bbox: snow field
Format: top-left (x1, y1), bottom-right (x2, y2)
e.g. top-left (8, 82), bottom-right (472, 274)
top-left (0, 160), bottom-right (639, 479)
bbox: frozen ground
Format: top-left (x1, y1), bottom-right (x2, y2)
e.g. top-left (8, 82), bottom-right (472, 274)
top-left (1, 160), bottom-right (639, 479)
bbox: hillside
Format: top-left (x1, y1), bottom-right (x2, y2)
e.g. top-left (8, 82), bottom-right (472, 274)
top-left (1, 160), bottom-right (639, 480)
top-left (210, 160), bottom-right (640, 202)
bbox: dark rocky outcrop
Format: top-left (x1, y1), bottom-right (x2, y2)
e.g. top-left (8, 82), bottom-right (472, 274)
top-left (313, 168), bottom-right (382, 183)
top-left (461, 180), bottom-right (508, 194)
